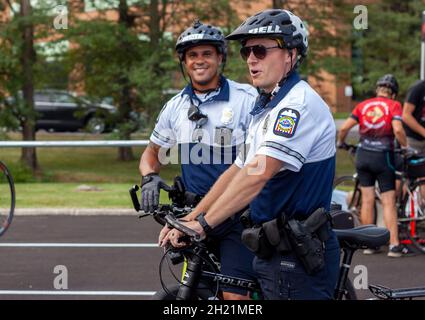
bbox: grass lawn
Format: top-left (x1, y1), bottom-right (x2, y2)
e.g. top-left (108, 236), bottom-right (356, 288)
top-left (1, 131), bottom-right (357, 208)
top-left (333, 112), bottom-right (351, 119)
top-left (14, 183), bottom-right (171, 208)
top-left (1, 131), bottom-right (180, 183)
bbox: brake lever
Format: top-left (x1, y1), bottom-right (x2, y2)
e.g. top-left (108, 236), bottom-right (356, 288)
top-left (138, 212), bottom-right (151, 219)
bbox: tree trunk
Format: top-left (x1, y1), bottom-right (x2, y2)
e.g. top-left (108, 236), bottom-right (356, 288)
top-left (272, 0), bottom-right (287, 8)
top-left (20, 0), bottom-right (39, 173)
top-left (149, 0), bottom-right (160, 50)
top-left (117, 0), bottom-right (134, 161)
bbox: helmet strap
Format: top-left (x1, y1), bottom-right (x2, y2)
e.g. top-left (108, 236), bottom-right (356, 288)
top-left (270, 49), bottom-right (300, 98)
top-left (179, 60), bottom-right (189, 83)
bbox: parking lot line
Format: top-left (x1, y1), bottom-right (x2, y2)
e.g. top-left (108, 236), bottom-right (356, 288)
top-left (0, 290), bottom-right (156, 296)
top-left (0, 243), bottom-right (158, 248)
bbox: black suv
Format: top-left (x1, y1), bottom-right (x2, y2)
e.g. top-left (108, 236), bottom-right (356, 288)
top-left (30, 90), bottom-right (117, 133)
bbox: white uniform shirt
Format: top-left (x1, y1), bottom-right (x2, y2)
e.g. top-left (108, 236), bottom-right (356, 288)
top-left (150, 77), bottom-right (258, 195)
top-left (233, 73), bottom-right (336, 224)
top-left (235, 80), bottom-right (336, 172)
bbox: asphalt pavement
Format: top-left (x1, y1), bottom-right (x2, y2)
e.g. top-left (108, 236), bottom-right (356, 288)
top-left (0, 213), bottom-right (424, 300)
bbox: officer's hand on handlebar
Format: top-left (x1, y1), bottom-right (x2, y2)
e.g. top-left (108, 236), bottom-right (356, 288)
top-left (161, 228), bottom-right (188, 248)
top-left (158, 224), bottom-right (172, 246)
top-left (171, 220), bottom-right (205, 248)
top-left (140, 173), bottom-right (171, 212)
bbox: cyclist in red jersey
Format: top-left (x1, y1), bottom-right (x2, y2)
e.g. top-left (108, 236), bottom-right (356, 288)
top-left (337, 74), bottom-right (408, 257)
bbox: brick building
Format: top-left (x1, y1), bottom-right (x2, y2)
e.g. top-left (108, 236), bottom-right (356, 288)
top-left (1, 0), bottom-right (356, 112)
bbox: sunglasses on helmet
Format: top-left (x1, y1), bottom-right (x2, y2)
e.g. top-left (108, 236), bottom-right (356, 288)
top-left (239, 45), bottom-right (281, 61)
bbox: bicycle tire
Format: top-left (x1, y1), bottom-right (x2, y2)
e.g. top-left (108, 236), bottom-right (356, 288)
top-left (152, 283), bottom-right (219, 300)
top-left (343, 278), bottom-right (358, 300)
top-left (400, 179), bottom-right (425, 254)
top-left (333, 175), bottom-right (378, 226)
top-left (0, 161), bottom-right (15, 237)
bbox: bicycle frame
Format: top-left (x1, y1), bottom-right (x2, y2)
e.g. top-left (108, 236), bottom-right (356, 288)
top-left (130, 184), bottom-right (424, 300)
top-left (170, 243), bottom-right (262, 300)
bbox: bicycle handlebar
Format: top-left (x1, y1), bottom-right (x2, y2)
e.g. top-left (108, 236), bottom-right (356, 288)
top-left (129, 184), bottom-right (200, 241)
top-left (337, 143), bottom-right (357, 154)
top-left (164, 214), bottom-right (202, 242)
top-left (338, 143), bottom-right (419, 158)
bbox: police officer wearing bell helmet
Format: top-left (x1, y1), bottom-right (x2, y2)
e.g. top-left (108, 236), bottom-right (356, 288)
top-left (140, 20), bottom-right (259, 299)
top-left (162, 10), bottom-right (340, 300)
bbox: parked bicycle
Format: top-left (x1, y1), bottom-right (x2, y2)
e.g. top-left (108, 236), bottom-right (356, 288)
top-left (0, 161), bottom-right (15, 237)
top-left (333, 144), bottom-right (425, 254)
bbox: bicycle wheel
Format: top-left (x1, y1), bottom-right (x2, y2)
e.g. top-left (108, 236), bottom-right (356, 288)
top-left (400, 179), bottom-right (425, 253)
top-left (333, 176), bottom-right (362, 226)
top-left (333, 175), bottom-right (379, 226)
top-left (343, 278), bottom-right (358, 300)
top-left (0, 161), bottom-right (15, 237)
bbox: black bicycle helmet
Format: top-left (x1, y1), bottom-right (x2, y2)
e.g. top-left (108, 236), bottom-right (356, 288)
top-left (376, 74), bottom-right (399, 95)
top-left (226, 9), bottom-right (308, 58)
top-left (175, 20), bottom-right (227, 63)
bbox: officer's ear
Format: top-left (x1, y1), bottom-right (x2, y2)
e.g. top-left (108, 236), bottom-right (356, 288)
top-left (215, 48), bottom-right (223, 65)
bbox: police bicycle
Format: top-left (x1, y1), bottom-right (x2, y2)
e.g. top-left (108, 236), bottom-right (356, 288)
top-left (0, 161), bottom-right (15, 237)
top-left (334, 144), bottom-right (425, 254)
top-left (130, 183), bottom-right (367, 300)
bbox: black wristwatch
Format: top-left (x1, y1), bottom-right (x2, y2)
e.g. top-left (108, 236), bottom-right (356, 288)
top-left (196, 212), bottom-right (212, 234)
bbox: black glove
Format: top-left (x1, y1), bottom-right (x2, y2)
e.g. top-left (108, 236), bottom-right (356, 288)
top-left (140, 173), bottom-right (169, 212)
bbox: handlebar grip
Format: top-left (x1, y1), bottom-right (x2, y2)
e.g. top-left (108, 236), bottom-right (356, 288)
top-left (153, 213), bottom-right (167, 226)
top-left (129, 185), bottom-right (141, 212)
top-left (164, 215), bottom-right (202, 242)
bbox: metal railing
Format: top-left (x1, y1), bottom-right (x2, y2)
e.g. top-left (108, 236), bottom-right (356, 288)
top-left (0, 140), bottom-right (149, 148)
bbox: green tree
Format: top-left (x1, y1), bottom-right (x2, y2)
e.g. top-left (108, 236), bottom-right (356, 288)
top-left (352, 0), bottom-right (423, 100)
top-left (0, 0), bottom-right (59, 172)
top-left (64, 0), bottom-right (176, 160)
top-left (64, 0), bottom-right (254, 162)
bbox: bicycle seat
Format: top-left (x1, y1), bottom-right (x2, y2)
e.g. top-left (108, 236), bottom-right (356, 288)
top-left (334, 225), bottom-right (389, 250)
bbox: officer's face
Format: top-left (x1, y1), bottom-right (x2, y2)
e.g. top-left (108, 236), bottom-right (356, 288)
top-left (184, 45), bottom-right (222, 89)
top-left (244, 38), bottom-right (295, 93)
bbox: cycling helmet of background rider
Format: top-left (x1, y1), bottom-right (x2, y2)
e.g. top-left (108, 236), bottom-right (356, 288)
top-left (376, 74), bottom-right (399, 97)
top-left (226, 9), bottom-right (308, 71)
top-left (175, 20), bottom-right (227, 67)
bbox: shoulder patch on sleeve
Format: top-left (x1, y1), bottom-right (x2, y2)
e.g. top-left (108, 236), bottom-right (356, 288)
top-left (273, 108), bottom-right (300, 138)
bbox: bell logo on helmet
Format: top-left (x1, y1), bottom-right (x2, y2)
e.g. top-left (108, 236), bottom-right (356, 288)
top-left (248, 25), bottom-right (282, 34)
top-left (181, 34), bottom-right (205, 42)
